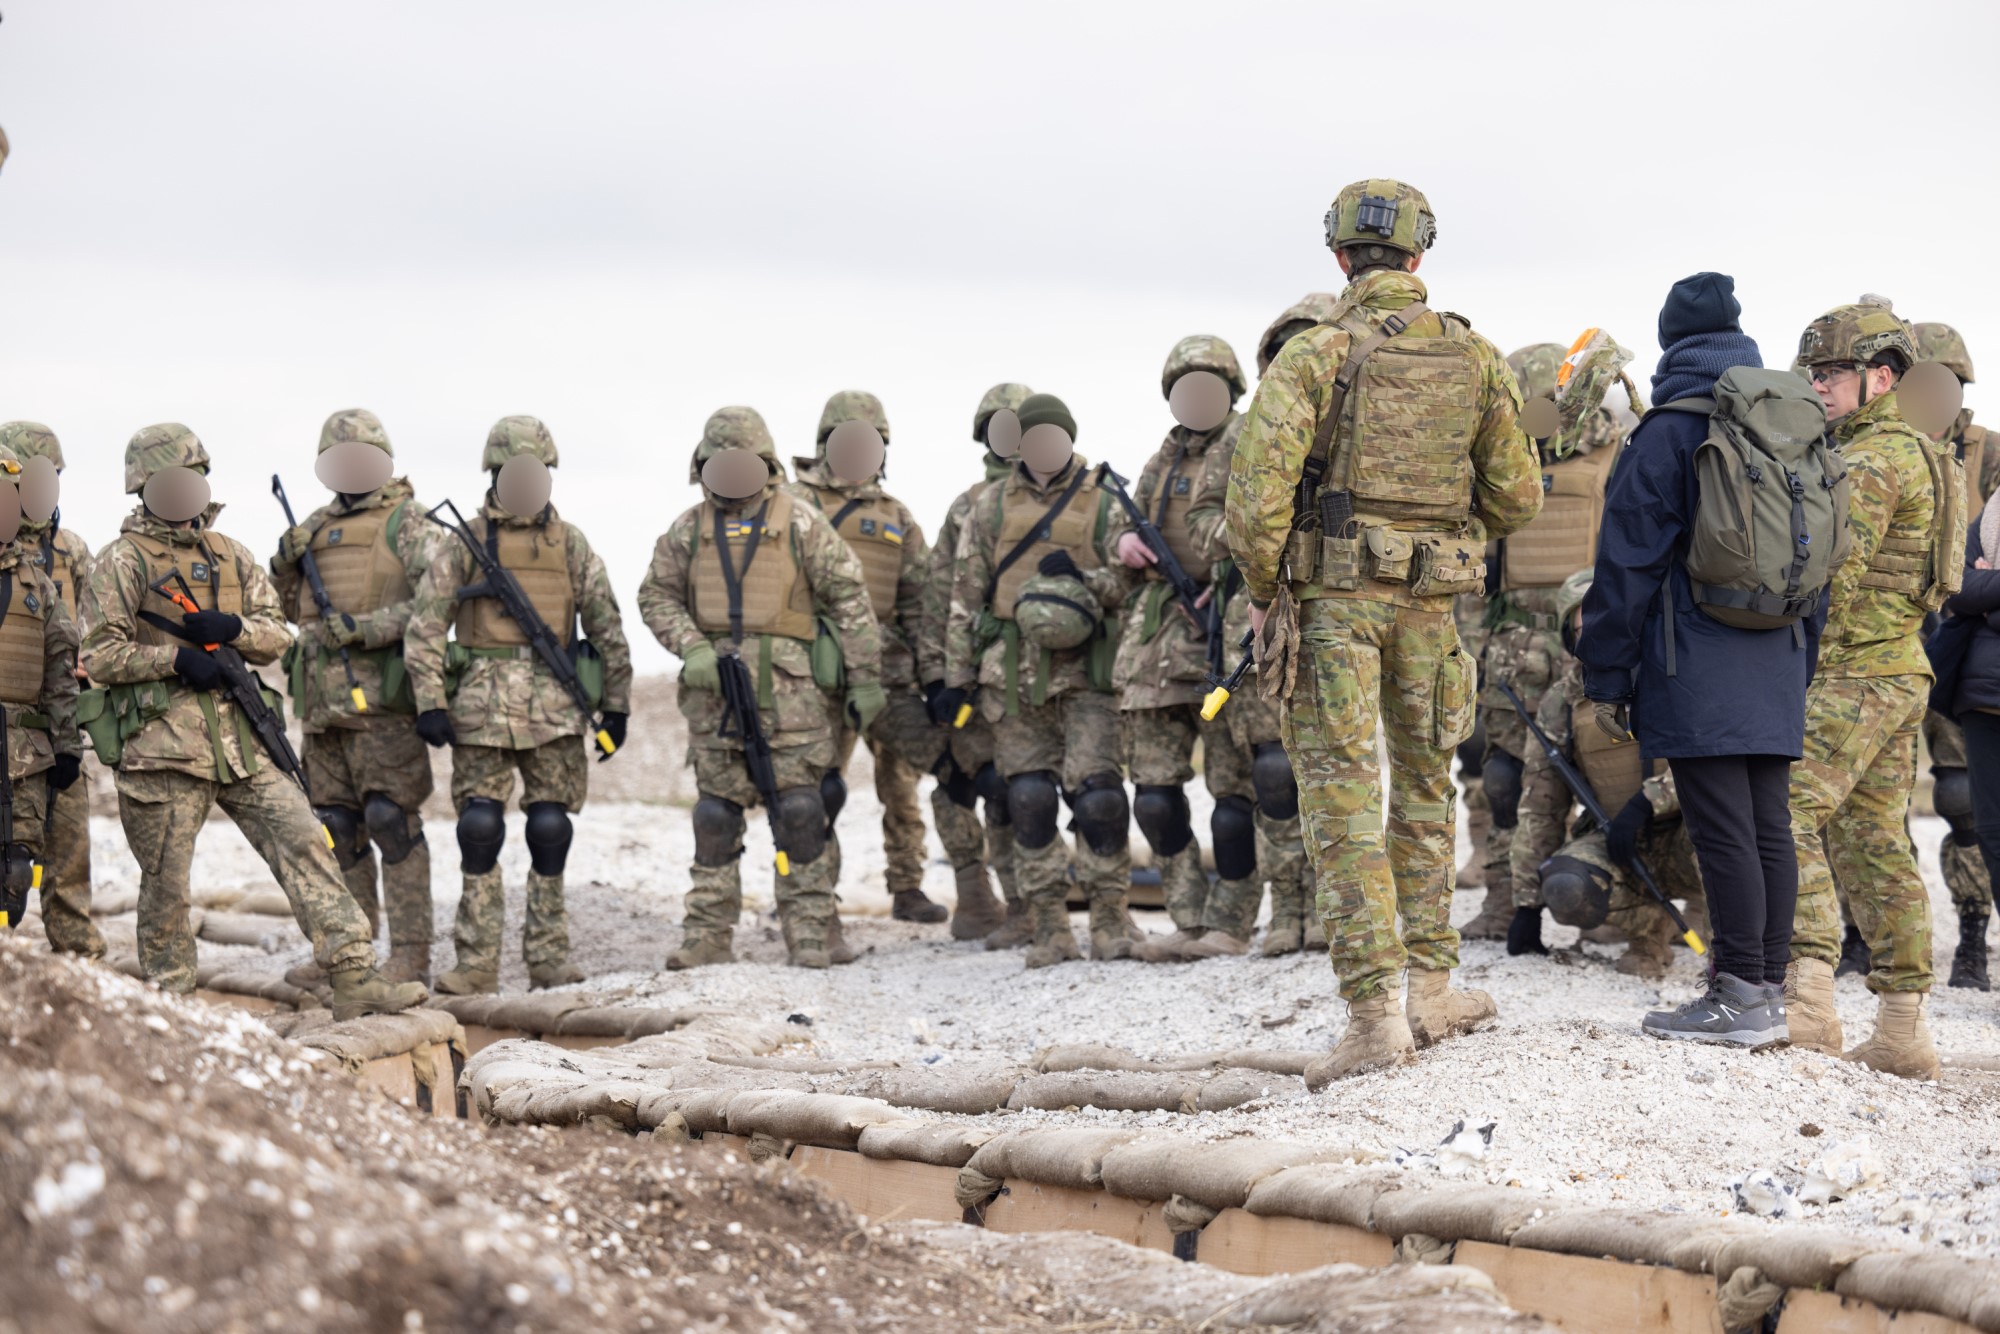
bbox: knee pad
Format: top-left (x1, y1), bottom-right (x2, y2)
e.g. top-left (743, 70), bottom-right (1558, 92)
top-left (935, 752), bottom-right (978, 811)
top-left (1540, 854), bottom-right (1612, 929)
top-left (1071, 773), bottom-right (1129, 858)
top-left (1933, 767), bottom-right (1975, 843)
top-left (1132, 784), bottom-right (1193, 858)
top-left (361, 792), bottom-right (420, 866)
top-left (1007, 770), bottom-right (1060, 850)
top-left (1211, 794), bottom-right (1257, 881)
top-left (523, 801), bottom-right (573, 876)
top-left (455, 796), bottom-right (506, 875)
top-left (1456, 712), bottom-right (1488, 778)
top-left (819, 768), bottom-right (848, 827)
top-left (692, 796), bottom-right (746, 867)
top-left (1484, 749), bottom-right (1524, 829)
top-left (316, 805), bottom-right (365, 871)
top-left (975, 762), bottom-right (1011, 824)
top-left (1251, 742), bottom-right (1299, 820)
top-left (773, 785), bottom-right (829, 866)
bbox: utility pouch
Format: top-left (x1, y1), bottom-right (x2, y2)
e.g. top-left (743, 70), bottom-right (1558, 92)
top-left (77, 680), bottom-right (173, 769)
top-left (1432, 647), bottom-right (1478, 749)
top-left (1363, 527), bottom-right (1415, 584)
top-left (372, 646), bottom-right (416, 715)
top-left (1284, 529), bottom-right (1321, 583)
top-left (281, 640), bottom-right (308, 721)
top-left (443, 640), bottom-right (471, 699)
top-left (810, 617), bottom-right (846, 692)
top-left (569, 639), bottom-right (607, 710)
top-left (1408, 535), bottom-right (1489, 598)
top-left (1087, 614), bottom-right (1119, 693)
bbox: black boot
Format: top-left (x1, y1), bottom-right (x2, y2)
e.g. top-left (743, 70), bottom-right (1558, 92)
top-left (1950, 911), bottom-right (1991, 991)
top-left (1506, 906), bottom-right (1548, 957)
top-left (1835, 922), bottom-right (1870, 978)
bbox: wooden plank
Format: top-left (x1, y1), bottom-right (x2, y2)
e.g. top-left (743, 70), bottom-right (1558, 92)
top-left (1197, 1209), bottom-right (1393, 1274)
top-left (1454, 1239), bottom-right (1722, 1334)
top-left (695, 1132), bottom-right (755, 1158)
top-left (195, 988), bottom-right (287, 1014)
top-left (791, 1148), bottom-right (961, 1224)
top-left (457, 1023), bottom-right (511, 1055)
top-left (983, 1180), bottom-right (1174, 1254)
top-left (1777, 1290), bottom-right (1981, 1334)
top-left (356, 1052), bottom-right (419, 1107)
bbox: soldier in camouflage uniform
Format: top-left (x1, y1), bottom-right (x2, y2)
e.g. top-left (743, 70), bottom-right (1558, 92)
top-left (1225, 180), bottom-right (1542, 1086)
top-left (916, 384), bottom-right (1031, 947)
top-left (943, 393), bottom-right (1139, 968)
top-left (1511, 572), bottom-right (1706, 981)
top-left (271, 410), bottom-right (437, 986)
top-left (1785, 306), bottom-right (1955, 1080)
top-left (405, 417), bottom-right (633, 994)
top-left (0, 423), bottom-right (103, 959)
top-left (638, 407), bottom-right (883, 969)
top-left (81, 426), bottom-right (426, 1018)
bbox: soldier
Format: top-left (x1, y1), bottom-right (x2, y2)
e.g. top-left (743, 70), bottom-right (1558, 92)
top-left (270, 410), bottom-right (437, 986)
top-left (942, 393), bottom-right (1138, 968)
top-left (0, 422), bottom-right (103, 959)
top-left (788, 391), bottom-right (965, 927)
top-left (80, 425), bottom-right (426, 1018)
top-left (405, 417), bottom-right (633, 995)
top-left (916, 384), bottom-right (1031, 947)
top-left (1786, 305), bottom-right (1957, 1080)
top-left (1225, 179), bottom-right (1542, 1086)
top-left (637, 407), bottom-right (883, 969)
top-left (1512, 572), bottom-right (1707, 981)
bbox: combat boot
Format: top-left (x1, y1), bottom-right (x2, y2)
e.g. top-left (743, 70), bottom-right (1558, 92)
top-left (665, 934), bottom-right (734, 970)
top-left (329, 966), bottom-right (429, 1021)
top-left (434, 965), bottom-right (499, 996)
top-left (381, 943), bottom-right (431, 987)
top-left (529, 962), bottom-right (584, 990)
top-left (1260, 918), bottom-right (1304, 957)
top-left (891, 888), bottom-right (949, 924)
top-left (948, 864), bottom-right (1005, 941)
top-left (1835, 923), bottom-right (1871, 979)
top-left (1023, 897), bottom-right (1081, 970)
top-left (1460, 890), bottom-right (1513, 940)
top-left (1178, 929), bottom-right (1250, 959)
top-left (984, 897), bottom-right (1031, 950)
top-left (1615, 924), bottom-right (1673, 982)
top-left (1087, 893), bottom-right (1134, 961)
top-left (1844, 991), bottom-right (1942, 1081)
top-left (1405, 967), bottom-right (1498, 1048)
top-left (1580, 922), bottom-right (1628, 946)
top-left (283, 960), bottom-right (329, 991)
top-left (1304, 995), bottom-right (1416, 1089)
top-left (826, 913), bottom-right (858, 966)
top-left (1949, 910), bottom-right (1990, 991)
top-left (1137, 928), bottom-right (1205, 961)
top-left (1782, 958), bottom-right (1842, 1055)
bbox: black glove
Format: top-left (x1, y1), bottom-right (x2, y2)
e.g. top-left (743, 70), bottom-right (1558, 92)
top-left (1605, 792), bottom-right (1653, 869)
top-left (1507, 905), bottom-right (1549, 957)
top-left (415, 708), bottom-right (456, 749)
top-left (50, 753), bottom-right (83, 791)
top-left (600, 712), bottom-right (628, 750)
top-left (172, 646), bottom-right (225, 692)
top-left (927, 684), bottom-right (967, 728)
top-left (181, 610), bottom-right (243, 644)
top-left (1037, 549), bottom-right (1082, 581)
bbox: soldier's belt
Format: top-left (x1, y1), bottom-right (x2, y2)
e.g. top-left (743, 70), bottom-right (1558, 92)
top-left (1, 710), bottom-right (49, 731)
top-left (1493, 605), bottom-right (1560, 633)
top-left (464, 645), bottom-right (535, 661)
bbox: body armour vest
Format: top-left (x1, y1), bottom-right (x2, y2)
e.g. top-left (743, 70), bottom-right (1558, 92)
top-left (807, 485), bottom-right (904, 623)
top-left (454, 518), bottom-right (576, 648)
top-left (28, 531), bottom-right (80, 620)
top-left (0, 569), bottom-right (47, 705)
top-left (1337, 317), bottom-right (1481, 526)
top-left (1145, 443), bottom-right (1210, 584)
top-left (992, 469), bottom-right (1107, 622)
top-left (1959, 424), bottom-right (1988, 507)
top-left (1574, 712), bottom-right (1660, 816)
top-left (120, 530), bottom-right (245, 650)
top-left (1856, 432), bottom-right (1957, 606)
top-left (692, 491), bottom-right (816, 643)
top-left (1502, 442), bottom-right (1623, 591)
top-left (298, 501), bottom-right (412, 625)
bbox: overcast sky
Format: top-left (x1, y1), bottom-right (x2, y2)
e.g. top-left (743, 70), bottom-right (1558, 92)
top-left (2, 0), bottom-right (1993, 671)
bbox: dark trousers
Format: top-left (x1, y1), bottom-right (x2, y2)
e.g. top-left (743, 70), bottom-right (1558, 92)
top-left (1958, 711), bottom-right (2000, 916)
top-left (1668, 754), bottom-right (1796, 984)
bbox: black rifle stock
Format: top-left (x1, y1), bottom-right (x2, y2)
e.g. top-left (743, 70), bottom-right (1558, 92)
top-left (272, 475), bottom-right (366, 713)
top-left (715, 648), bottom-right (792, 877)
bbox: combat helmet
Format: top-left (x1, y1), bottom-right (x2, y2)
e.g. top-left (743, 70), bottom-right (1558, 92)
top-left (1914, 322), bottom-right (1976, 385)
top-left (1013, 569), bottom-right (1100, 650)
top-left (816, 390), bottom-right (890, 447)
top-left (689, 406), bottom-right (782, 487)
top-left (0, 422), bottom-right (63, 471)
top-left (124, 423), bottom-right (209, 494)
top-left (1323, 179), bottom-right (1436, 261)
top-left (320, 408), bottom-right (393, 456)
top-left (1256, 294), bottom-right (1340, 375)
top-left (1161, 335), bottom-right (1247, 401)
top-left (973, 383), bottom-right (1033, 443)
top-left (1797, 303), bottom-right (1917, 374)
top-left (1556, 568), bottom-right (1594, 628)
top-left (481, 415), bottom-right (559, 470)
top-left (1506, 344), bottom-right (1567, 401)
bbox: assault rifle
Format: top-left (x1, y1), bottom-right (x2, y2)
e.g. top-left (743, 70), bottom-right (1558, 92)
top-left (1102, 467), bottom-right (1215, 645)
top-left (271, 474), bottom-right (367, 713)
top-left (0, 707), bottom-right (42, 930)
top-left (1199, 629), bottom-right (1256, 721)
top-left (716, 648), bottom-right (792, 877)
top-left (426, 499), bottom-right (617, 760)
top-left (1496, 680), bottom-right (1705, 954)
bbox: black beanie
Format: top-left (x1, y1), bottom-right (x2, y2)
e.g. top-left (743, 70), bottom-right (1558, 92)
top-left (1017, 393), bottom-right (1077, 440)
top-left (1657, 272), bottom-right (1742, 347)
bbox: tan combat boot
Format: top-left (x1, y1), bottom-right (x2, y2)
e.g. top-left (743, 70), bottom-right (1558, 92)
top-left (1178, 929), bottom-right (1251, 959)
top-left (826, 913), bottom-right (858, 966)
top-left (283, 960), bottom-right (329, 991)
top-left (381, 943), bottom-right (431, 987)
top-left (529, 962), bottom-right (584, 990)
top-left (1086, 893), bottom-right (1135, 961)
top-left (1023, 897), bottom-right (1081, 970)
top-left (890, 889), bottom-right (948, 924)
top-left (1304, 995), bottom-right (1417, 1089)
top-left (984, 897), bottom-right (1031, 950)
top-left (1615, 917), bottom-right (1674, 982)
top-left (1783, 958), bottom-right (1842, 1055)
top-left (1844, 991), bottom-right (1942, 1081)
top-left (1581, 922), bottom-right (1629, 946)
top-left (948, 864), bottom-right (1006, 941)
top-left (433, 964), bottom-right (499, 996)
top-left (665, 934), bottom-right (734, 970)
top-left (1460, 891), bottom-right (1513, 940)
top-left (1405, 967), bottom-right (1498, 1049)
top-left (1261, 919), bottom-right (1304, 956)
top-left (329, 966), bottom-right (430, 1021)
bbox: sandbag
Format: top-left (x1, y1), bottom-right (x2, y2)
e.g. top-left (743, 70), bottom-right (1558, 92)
top-left (1099, 1137), bottom-right (1333, 1211)
top-left (962, 1128), bottom-right (1139, 1191)
top-left (494, 1077), bottom-right (654, 1129)
top-left (1205, 1049), bottom-right (1315, 1077)
top-left (1711, 1223), bottom-right (1898, 1290)
top-left (1510, 1206), bottom-right (1766, 1274)
top-left (1370, 1182), bottom-right (1557, 1247)
top-left (1034, 1043), bottom-right (1154, 1073)
top-left (837, 1066), bottom-right (1024, 1114)
top-left (1161, 1194), bottom-right (1218, 1236)
top-left (294, 1008), bottom-right (465, 1072)
top-left (201, 966), bottom-right (322, 1010)
top-left (90, 885), bottom-right (139, 916)
top-left (1006, 1070), bottom-right (1202, 1113)
top-left (1194, 1070), bottom-right (1299, 1110)
top-left (231, 887), bottom-right (295, 918)
top-left (667, 1088), bottom-right (740, 1136)
top-left (856, 1121), bottom-right (999, 1168)
top-left (1835, 1251), bottom-right (2000, 1327)
top-left (1715, 1267), bottom-right (1783, 1332)
top-left (722, 1090), bottom-right (906, 1148)
top-left (711, 1053), bottom-right (899, 1074)
top-left (552, 1006), bottom-right (706, 1038)
top-left (1242, 1163), bottom-right (1409, 1229)
top-left (479, 993), bottom-right (594, 1033)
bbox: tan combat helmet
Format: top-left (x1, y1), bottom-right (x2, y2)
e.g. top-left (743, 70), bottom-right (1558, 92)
top-left (0, 422), bottom-right (62, 471)
top-left (1161, 334), bottom-right (1247, 400)
top-left (972, 383), bottom-right (1033, 443)
top-left (1507, 344), bottom-right (1567, 401)
top-left (320, 407), bottom-right (393, 456)
top-left (816, 390), bottom-right (890, 448)
top-left (689, 406), bottom-right (782, 486)
top-left (482, 415), bottom-right (558, 470)
top-left (124, 423), bottom-right (210, 494)
top-left (1914, 322), bottom-right (1976, 385)
top-left (1797, 303), bottom-right (1918, 374)
top-left (1323, 178), bottom-right (1436, 263)
top-left (1256, 295), bottom-right (1340, 376)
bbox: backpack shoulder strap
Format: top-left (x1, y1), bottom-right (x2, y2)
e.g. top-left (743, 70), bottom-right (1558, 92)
top-left (1300, 301), bottom-right (1432, 499)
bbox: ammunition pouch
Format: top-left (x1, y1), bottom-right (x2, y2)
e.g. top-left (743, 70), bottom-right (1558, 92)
top-left (568, 638), bottom-right (606, 710)
top-left (77, 681), bottom-right (174, 769)
top-left (282, 639), bottom-right (415, 720)
top-left (810, 616), bottom-right (846, 692)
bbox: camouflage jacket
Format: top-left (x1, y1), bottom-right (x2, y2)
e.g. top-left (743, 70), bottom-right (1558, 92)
top-left (1821, 391), bottom-right (1935, 679)
top-left (80, 506), bottom-right (292, 779)
top-left (403, 501), bottom-right (633, 749)
top-left (915, 454), bottom-right (1012, 687)
top-left (18, 522), bottom-right (92, 629)
top-left (0, 541), bottom-right (81, 781)
top-left (1951, 410), bottom-right (1998, 504)
top-left (1224, 270), bottom-right (1542, 606)
top-left (269, 478), bottom-right (435, 733)
top-left (786, 462), bottom-right (927, 690)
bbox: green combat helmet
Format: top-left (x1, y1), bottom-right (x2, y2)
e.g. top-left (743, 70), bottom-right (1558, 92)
top-left (1013, 569), bottom-right (1099, 650)
top-left (320, 407), bottom-right (393, 456)
top-left (124, 423), bottom-right (209, 494)
top-left (688, 405), bottom-right (781, 485)
top-left (817, 390), bottom-right (890, 447)
top-left (1914, 322), bottom-right (1976, 385)
top-left (481, 415), bottom-right (559, 470)
top-left (1161, 335), bottom-right (1247, 400)
top-left (1256, 294), bottom-right (1341, 376)
top-left (1797, 303), bottom-right (1918, 374)
top-left (1323, 178), bottom-right (1437, 262)
top-left (0, 421), bottom-right (63, 471)
top-left (1507, 343), bottom-right (1567, 401)
top-left (973, 383), bottom-right (1033, 442)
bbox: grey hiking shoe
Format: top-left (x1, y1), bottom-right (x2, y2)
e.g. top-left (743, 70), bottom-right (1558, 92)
top-left (1642, 972), bottom-right (1787, 1049)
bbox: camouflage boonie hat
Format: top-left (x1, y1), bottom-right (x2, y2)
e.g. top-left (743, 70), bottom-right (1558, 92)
top-left (973, 383), bottom-right (1033, 442)
top-left (1798, 304), bottom-right (1917, 373)
top-left (1914, 322), bottom-right (1975, 384)
top-left (1506, 344), bottom-right (1566, 401)
top-left (1324, 179), bottom-right (1436, 257)
top-left (816, 390), bottom-right (890, 447)
top-left (690, 406), bottom-right (781, 485)
top-left (1013, 570), bottom-right (1099, 650)
top-left (1161, 335), bottom-right (1247, 400)
top-left (1556, 569), bottom-right (1594, 627)
top-left (481, 415), bottom-right (558, 470)
top-left (124, 423), bottom-right (210, 494)
top-left (1256, 294), bottom-right (1340, 375)
top-left (319, 407), bottom-right (392, 456)
top-left (0, 422), bottom-right (63, 471)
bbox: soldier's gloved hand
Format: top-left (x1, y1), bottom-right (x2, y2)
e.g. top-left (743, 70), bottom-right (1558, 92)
top-left (845, 680), bottom-right (888, 734)
top-left (1605, 792), bottom-right (1653, 869)
top-left (415, 708), bottom-right (456, 749)
top-left (50, 752), bottom-right (83, 791)
top-left (181, 609), bottom-right (242, 644)
top-left (323, 612), bottom-right (364, 647)
top-left (600, 712), bottom-right (628, 750)
top-left (1037, 550), bottom-right (1082, 581)
top-left (1592, 700), bottom-right (1632, 744)
top-left (172, 647), bottom-right (225, 692)
top-left (925, 681), bottom-right (965, 727)
top-left (277, 524), bottom-right (315, 568)
top-left (680, 641), bottom-right (720, 692)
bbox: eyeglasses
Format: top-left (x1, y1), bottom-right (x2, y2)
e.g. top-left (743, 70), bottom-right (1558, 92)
top-left (1808, 363), bottom-right (1858, 386)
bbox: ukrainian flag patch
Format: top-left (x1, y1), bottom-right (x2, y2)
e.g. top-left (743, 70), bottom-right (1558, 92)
top-left (724, 519), bottom-right (769, 540)
top-left (881, 523), bottom-right (904, 545)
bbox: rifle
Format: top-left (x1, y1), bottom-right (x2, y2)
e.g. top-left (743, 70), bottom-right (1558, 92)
top-left (1199, 629), bottom-right (1256, 721)
top-left (272, 475), bottom-right (366, 713)
top-left (425, 499), bottom-right (617, 760)
top-left (0, 707), bottom-right (43, 930)
top-left (1495, 680), bottom-right (1705, 955)
top-left (1102, 467), bottom-right (1214, 641)
top-left (716, 648), bottom-right (793, 877)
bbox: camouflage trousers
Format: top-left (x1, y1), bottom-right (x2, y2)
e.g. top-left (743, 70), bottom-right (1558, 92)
top-left (995, 688), bottom-right (1128, 913)
top-left (1543, 821), bottom-right (1706, 940)
top-left (448, 739), bottom-right (587, 974)
top-left (116, 765), bottom-right (374, 992)
top-left (1283, 591), bottom-right (1476, 1002)
top-left (1222, 685), bottom-right (1312, 939)
top-left (1126, 702), bottom-right (1259, 938)
top-left (827, 689), bottom-right (983, 894)
top-left (1790, 674), bottom-right (1933, 994)
top-left (1923, 709), bottom-right (1993, 913)
top-left (305, 719), bottom-right (436, 949)
top-left (1480, 619), bottom-right (1562, 908)
top-left (682, 735), bottom-right (839, 947)
top-left (942, 710), bottom-right (1017, 905)
top-left (38, 761), bottom-right (103, 957)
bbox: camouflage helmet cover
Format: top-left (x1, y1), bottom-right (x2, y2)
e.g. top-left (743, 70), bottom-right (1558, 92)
top-left (816, 389), bottom-right (890, 447)
top-left (1161, 334), bottom-right (1247, 401)
top-left (1797, 303), bottom-right (1917, 373)
top-left (1013, 569), bottom-right (1100, 650)
top-left (0, 124), bottom-right (9, 175)
top-left (1324, 178), bottom-right (1436, 257)
top-left (1556, 568), bottom-right (1594, 628)
top-left (972, 382), bottom-right (1034, 442)
top-left (1256, 294), bottom-right (1341, 375)
top-left (689, 405), bottom-right (782, 486)
top-left (1506, 344), bottom-right (1567, 401)
top-left (481, 415), bottom-right (559, 470)
top-left (0, 421), bottom-right (63, 470)
top-left (319, 407), bottom-right (393, 456)
top-left (123, 423), bottom-right (210, 494)
top-left (1913, 322), bottom-right (1975, 384)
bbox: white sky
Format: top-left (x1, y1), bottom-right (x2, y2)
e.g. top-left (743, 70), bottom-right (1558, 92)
top-left (3, 0), bottom-right (1994, 671)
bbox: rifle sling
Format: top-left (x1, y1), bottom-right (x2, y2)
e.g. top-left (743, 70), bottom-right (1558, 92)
top-left (1301, 300), bottom-right (1431, 505)
top-left (985, 464), bottom-right (1093, 604)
